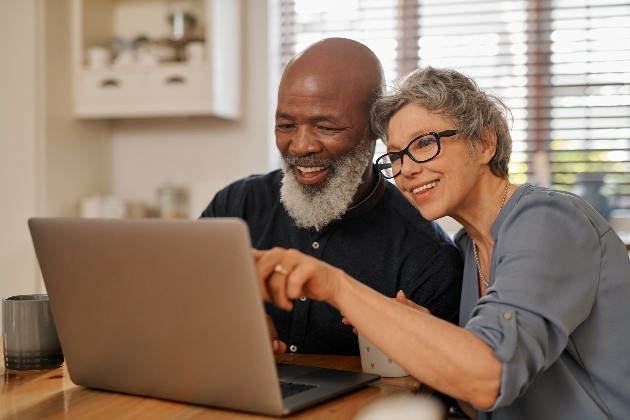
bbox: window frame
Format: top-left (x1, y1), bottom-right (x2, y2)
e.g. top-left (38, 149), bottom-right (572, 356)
top-left (275, 0), bottom-right (630, 210)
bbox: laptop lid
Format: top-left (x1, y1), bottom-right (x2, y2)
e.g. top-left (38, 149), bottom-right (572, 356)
top-left (28, 217), bottom-right (379, 416)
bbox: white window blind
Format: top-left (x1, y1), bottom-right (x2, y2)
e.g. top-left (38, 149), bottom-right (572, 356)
top-left (277, 0), bottom-right (630, 209)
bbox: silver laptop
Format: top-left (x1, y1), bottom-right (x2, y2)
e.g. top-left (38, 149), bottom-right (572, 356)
top-left (28, 217), bottom-right (379, 416)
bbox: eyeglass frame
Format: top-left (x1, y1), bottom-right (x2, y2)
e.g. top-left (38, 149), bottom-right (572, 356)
top-left (375, 129), bottom-right (459, 179)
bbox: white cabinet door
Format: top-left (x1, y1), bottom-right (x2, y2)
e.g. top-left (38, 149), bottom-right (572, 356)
top-left (71, 0), bottom-right (240, 119)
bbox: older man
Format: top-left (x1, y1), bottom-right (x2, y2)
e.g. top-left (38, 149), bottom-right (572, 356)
top-left (201, 38), bottom-right (462, 355)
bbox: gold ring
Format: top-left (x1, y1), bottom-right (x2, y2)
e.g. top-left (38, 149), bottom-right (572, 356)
top-left (274, 264), bottom-right (289, 276)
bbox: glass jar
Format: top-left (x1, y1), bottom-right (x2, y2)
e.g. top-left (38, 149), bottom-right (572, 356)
top-left (157, 183), bottom-right (188, 219)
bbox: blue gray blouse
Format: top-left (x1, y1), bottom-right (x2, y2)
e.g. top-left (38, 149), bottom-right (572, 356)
top-left (456, 184), bottom-right (630, 419)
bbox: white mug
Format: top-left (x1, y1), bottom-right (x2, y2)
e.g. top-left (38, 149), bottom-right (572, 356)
top-left (358, 332), bottom-right (408, 377)
top-left (354, 395), bottom-right (443, 420)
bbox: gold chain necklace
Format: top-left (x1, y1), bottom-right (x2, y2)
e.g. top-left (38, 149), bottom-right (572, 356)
top-left (473, 180), bottom-right (510, 288)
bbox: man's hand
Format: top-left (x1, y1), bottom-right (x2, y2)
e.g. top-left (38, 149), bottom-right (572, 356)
top-left (395, 290), bottom-right (430, 314)
top-left (266, 314), bottom-right (287, 354)
top-left (342, 290), bottom-right (430, 334)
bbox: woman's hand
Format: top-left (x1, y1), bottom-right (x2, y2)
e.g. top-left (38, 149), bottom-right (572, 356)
top-left (253, 247), bottom-right (344, 311)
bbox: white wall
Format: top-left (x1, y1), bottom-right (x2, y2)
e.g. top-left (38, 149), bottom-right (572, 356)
top-left (0, 0), bottom-right (41, 298)
top-left (0, 0), bottom-right (112, 304)
top-left (44, 2), bottom-right (113, 218)
top-left (110, 0), bottom-right (273, 218)
top-left (0, 0), bottom-right (272, 314)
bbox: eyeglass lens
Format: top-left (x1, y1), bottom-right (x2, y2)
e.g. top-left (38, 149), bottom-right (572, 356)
top-left (377, 133), bottom-right (440, 178)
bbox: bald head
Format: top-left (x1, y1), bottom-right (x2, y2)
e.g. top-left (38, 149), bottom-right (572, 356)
top-left (278, 38), bottom-right (385, 140)
top-left (285, 38), bottom-right (384, 93)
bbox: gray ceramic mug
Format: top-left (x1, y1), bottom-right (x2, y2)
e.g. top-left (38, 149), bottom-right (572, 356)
top-left (2, 294), bottom-right (64, 370)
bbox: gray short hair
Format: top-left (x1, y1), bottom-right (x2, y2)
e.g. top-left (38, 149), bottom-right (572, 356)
top-left (371, 66), bottom-right (512, 177)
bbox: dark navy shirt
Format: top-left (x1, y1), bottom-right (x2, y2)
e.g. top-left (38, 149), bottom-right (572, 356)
top-left (201, 167), bottom-right (463, 355)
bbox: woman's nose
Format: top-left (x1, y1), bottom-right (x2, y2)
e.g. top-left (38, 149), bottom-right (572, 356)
top-left (399, 153), bottom-right (423, 177)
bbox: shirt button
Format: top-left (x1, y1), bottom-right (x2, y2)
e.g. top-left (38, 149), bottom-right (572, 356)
top-left (289, 345), bottom-right (298, 353)
top-left (312, 242), bottom-right (320, 249)
top-left (503, 312), bottom-right (513, 320)
top-left (299, 296), bottom-right (307, 302)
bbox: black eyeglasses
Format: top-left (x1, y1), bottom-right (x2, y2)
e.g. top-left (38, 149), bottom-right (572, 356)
top-left (375, 130), bottom-right (458, 179)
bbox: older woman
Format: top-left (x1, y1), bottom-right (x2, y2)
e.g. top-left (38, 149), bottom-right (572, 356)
top-left (254, 67), bottom-right (630, 419)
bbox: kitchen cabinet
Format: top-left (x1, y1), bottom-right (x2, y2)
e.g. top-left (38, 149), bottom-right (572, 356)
top-left (71, 0), bottom-right (240, 119)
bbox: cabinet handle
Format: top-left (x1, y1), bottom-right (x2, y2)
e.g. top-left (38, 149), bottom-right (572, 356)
top-left (165, 76), bottom-right (186, 85)
top-left (100, 79), bottom-right (120, 88)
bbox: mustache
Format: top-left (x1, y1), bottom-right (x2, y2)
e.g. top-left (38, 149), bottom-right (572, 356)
top-left (282, 154), bottom-right (335, 168)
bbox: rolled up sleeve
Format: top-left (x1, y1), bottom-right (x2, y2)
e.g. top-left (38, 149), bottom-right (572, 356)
top-left (464, 191), bottom-right (601, 408)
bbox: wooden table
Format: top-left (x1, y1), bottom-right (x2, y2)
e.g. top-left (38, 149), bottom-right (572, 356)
top-left (1, 350), bottom-right (429, 419)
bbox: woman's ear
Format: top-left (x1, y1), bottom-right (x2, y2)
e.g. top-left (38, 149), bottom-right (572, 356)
top-left (478, 125), bottom-right (497, 164)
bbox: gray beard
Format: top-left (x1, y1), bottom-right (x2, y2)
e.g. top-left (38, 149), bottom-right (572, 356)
top-left (279, 140), bottom-right (373, 231)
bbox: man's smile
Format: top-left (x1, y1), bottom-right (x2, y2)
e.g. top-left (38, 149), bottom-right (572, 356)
top-left (295, 165), bottom-right (331, 185)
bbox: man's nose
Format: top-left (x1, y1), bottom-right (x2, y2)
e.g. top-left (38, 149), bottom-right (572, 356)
top-left (290, 127), bottom-right (321, 155)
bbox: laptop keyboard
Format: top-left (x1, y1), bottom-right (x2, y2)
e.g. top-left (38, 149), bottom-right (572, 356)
top-left (279, 381), bottom-right (318, 398)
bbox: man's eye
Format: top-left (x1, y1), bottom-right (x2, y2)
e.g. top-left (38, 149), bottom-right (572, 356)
top-left (276, 124), bottom-right (295, 130)
top-left (318, 126), bottom-right (341, 132)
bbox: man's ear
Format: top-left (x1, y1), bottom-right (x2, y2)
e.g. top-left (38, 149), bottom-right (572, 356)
top-left (478, 125), bottom-right (497, 164)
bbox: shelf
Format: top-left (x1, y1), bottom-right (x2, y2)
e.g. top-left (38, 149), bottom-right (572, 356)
top-left (71, 0), bottom-right (240, 119)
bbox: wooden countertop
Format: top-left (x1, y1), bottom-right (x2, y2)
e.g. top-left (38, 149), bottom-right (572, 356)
top-left (1, 349), bottom-right (432, 419)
